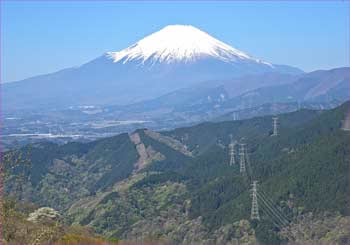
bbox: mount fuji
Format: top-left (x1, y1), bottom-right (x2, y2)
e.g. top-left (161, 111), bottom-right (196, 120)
top-left (3, 25), bottom-right (303, 111)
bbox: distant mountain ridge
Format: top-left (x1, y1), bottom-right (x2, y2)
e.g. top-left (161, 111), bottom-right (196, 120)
top-left (100, 67), bottom-right (349, 122)
top-left (3, 25), bottom-right (302, 111)
top-left (225, 67), bottom-right (350, 108)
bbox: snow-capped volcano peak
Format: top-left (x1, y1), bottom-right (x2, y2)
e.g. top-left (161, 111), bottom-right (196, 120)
top-left (106, 25), bottom-right (272, 66)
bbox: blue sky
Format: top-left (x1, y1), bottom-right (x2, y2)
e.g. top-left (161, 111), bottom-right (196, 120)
top-left (1, 1), bottom-right (349, 82)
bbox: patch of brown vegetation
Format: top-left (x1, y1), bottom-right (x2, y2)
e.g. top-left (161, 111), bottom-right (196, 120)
top-left (130, 132), bottom-right (166, 171)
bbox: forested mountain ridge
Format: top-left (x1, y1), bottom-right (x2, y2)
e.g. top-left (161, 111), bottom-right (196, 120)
top-left (4, 102), bottom-right (350, 244)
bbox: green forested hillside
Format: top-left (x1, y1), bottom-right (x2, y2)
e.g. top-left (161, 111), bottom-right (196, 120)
top-left (5, 133), bottom-right (139, 210)
top-left (4, 102), bottom-right (350, 244)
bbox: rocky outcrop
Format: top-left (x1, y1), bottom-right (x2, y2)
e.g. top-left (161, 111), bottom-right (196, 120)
top-left (27, 207), bottom-right (60, 224)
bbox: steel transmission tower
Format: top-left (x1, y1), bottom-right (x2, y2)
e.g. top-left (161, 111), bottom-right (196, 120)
top-left (233, 112), bottom-right (237, 121)
top-left (239, 143), bottom-right (246, 173)
top-left (251, 181), bottom-right (260, 220)
top-left (272, 117), bottom-right (279, 136)
top-left (342, 120), bottom-right (350, 131)
top-left (229, 135), bottom-right (236, 166)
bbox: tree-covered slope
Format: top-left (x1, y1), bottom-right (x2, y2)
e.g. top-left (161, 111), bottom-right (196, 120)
top-left (5, 133), bottom-right (139, 210)
top-left (5, 102), bottom-right (350, 244)
top-left (182, 102), bottom-right (349, 232)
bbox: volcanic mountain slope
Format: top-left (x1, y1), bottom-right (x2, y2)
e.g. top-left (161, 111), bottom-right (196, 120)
top-left (5, 102), bottom-right (350, 244)
top-left (3, 25), bottom-right (302, 111)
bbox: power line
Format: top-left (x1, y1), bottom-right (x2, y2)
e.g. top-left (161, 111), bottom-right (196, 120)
top-left (258, 191), bottom-right (289, 225)
top-left (257, 198), bottom-right (285, 228)
top-left (259, 205), bottom-right (284, 229)
top-left (259, 190), bottom-right (290, 223)
top-left (257, 193), bottom-right (287, 228)
top-left (257, 192), bottom-right (289, 226)
top-left (259, 190), bottom-right (289, 217)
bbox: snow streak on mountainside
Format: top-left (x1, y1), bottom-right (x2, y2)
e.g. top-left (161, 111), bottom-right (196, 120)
top-left (106, 25), bottom-right (273, 66)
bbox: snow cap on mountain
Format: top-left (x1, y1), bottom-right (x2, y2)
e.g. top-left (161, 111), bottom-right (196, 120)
top-left (106, 25), bottom-right (272, 66)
